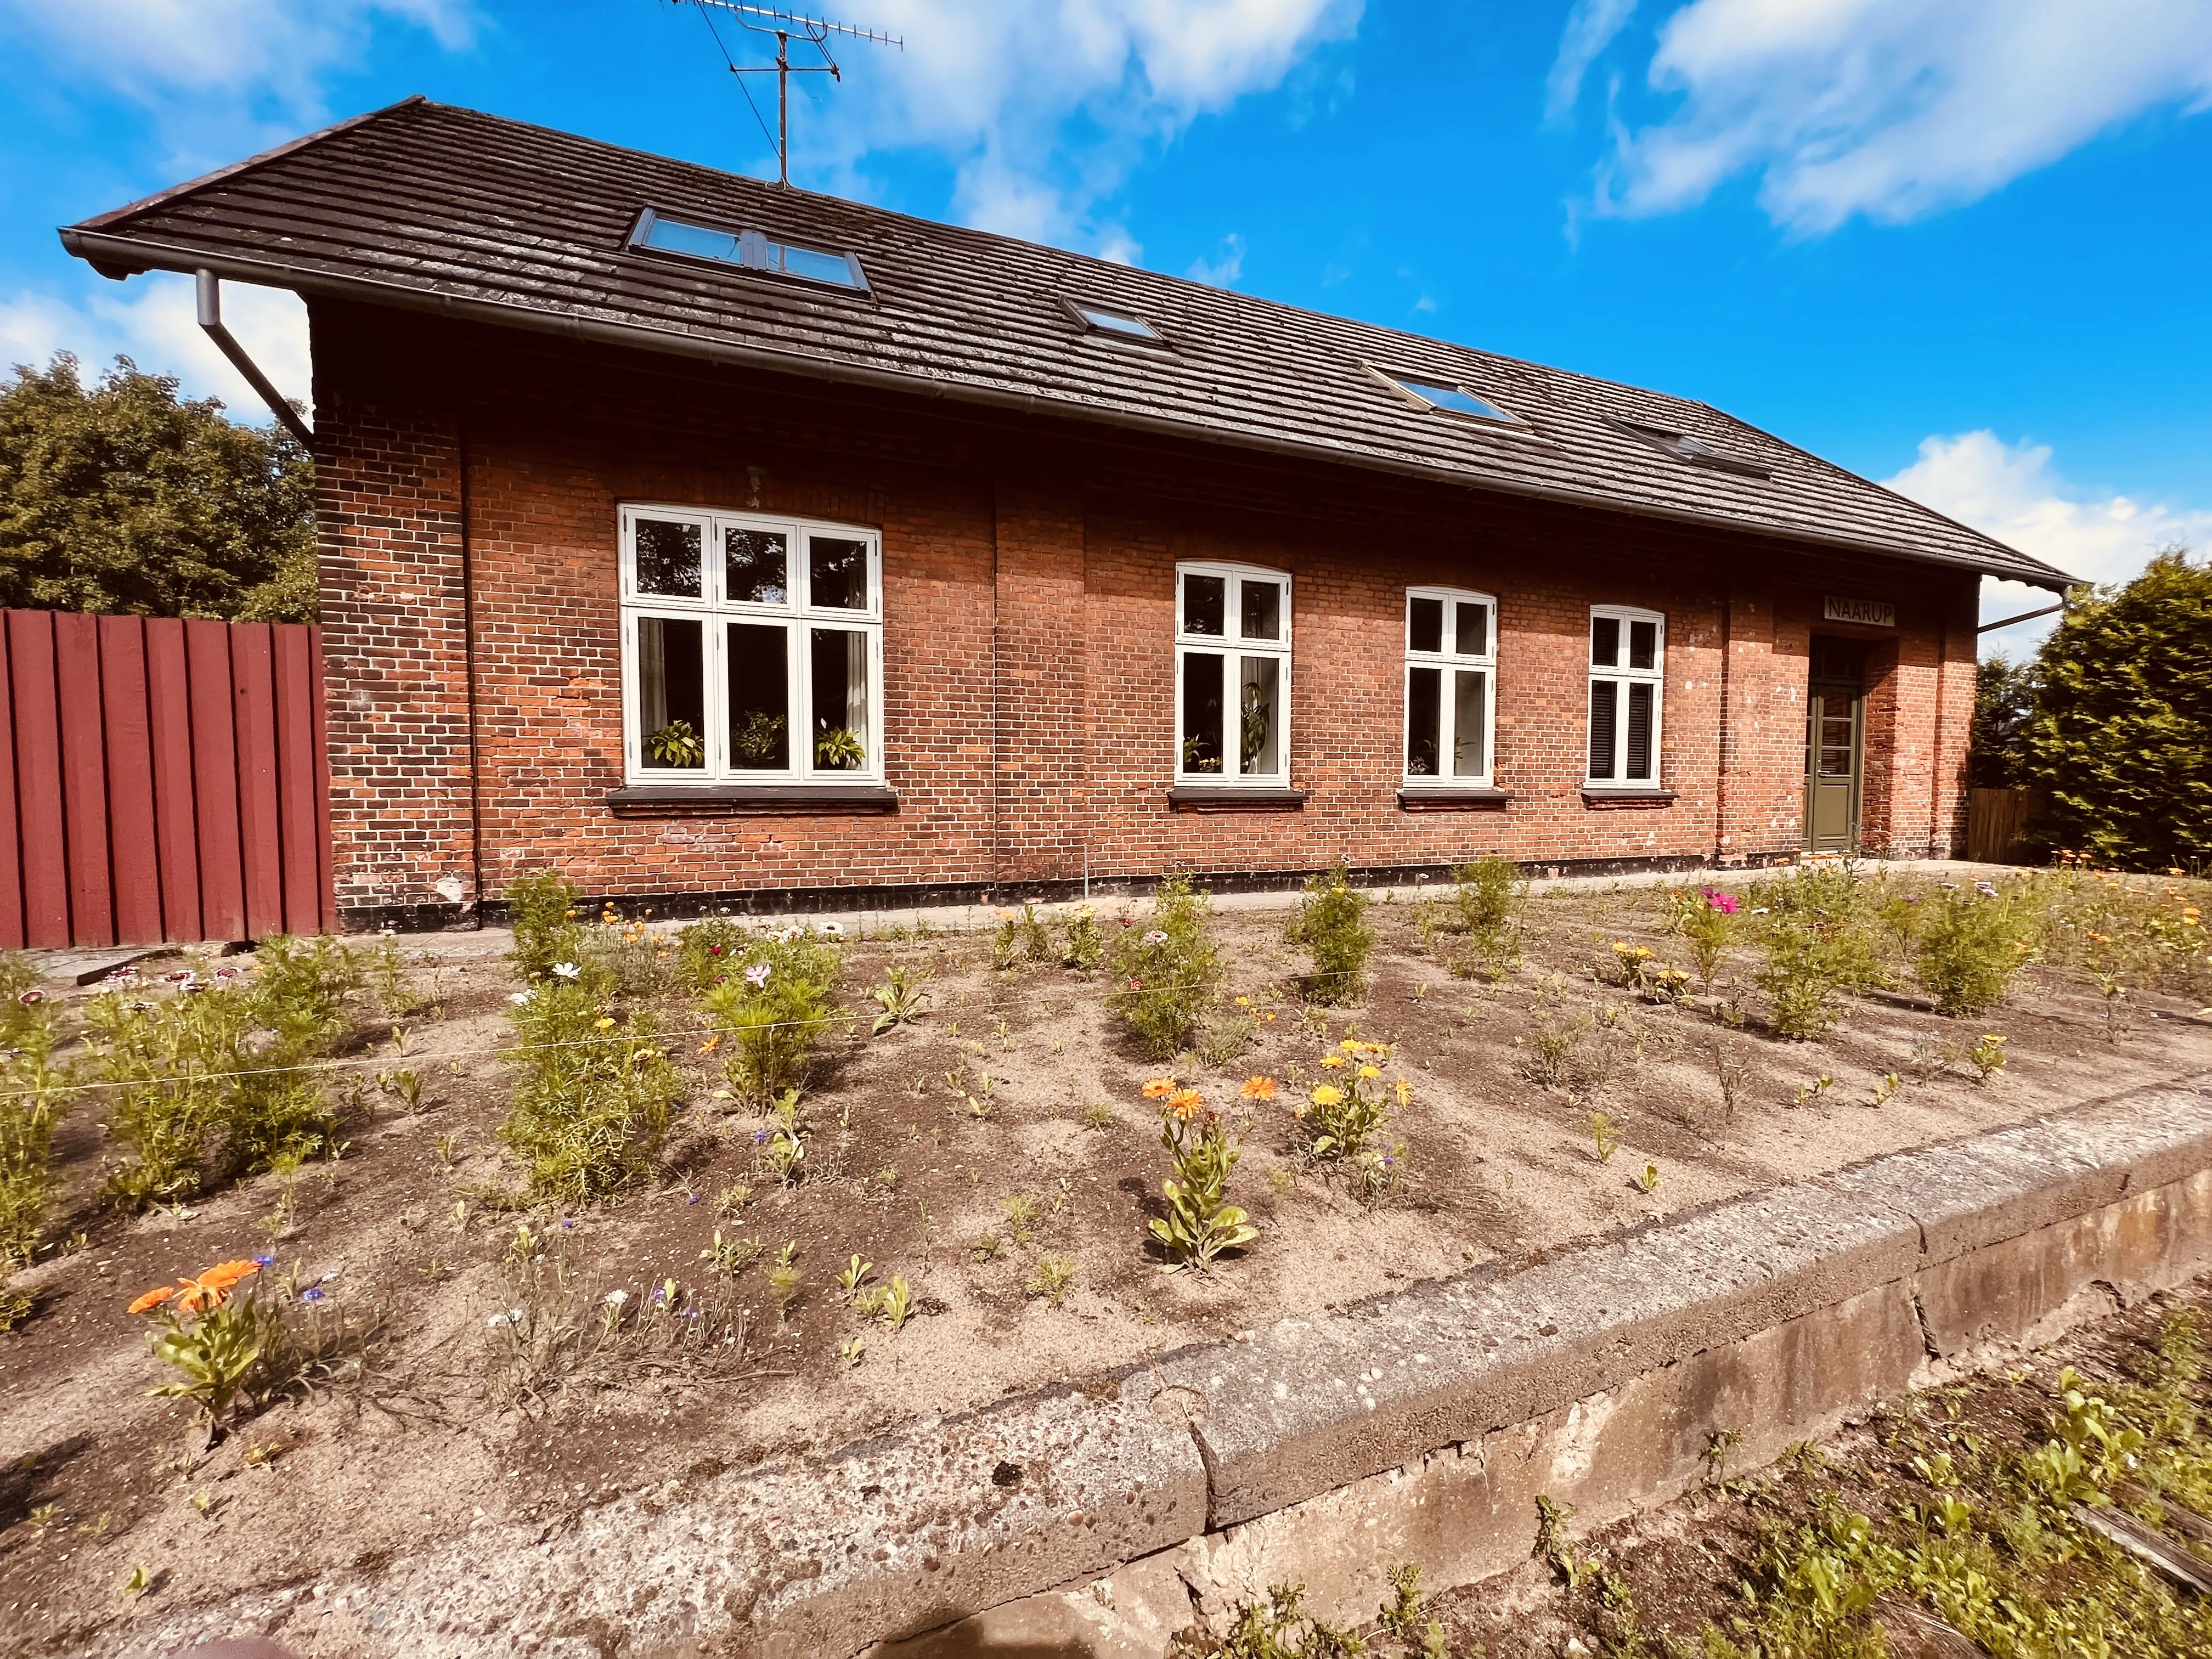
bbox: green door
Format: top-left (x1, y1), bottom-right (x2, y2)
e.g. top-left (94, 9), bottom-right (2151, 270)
top-left (1803, 639), bottom-right (1865, 854)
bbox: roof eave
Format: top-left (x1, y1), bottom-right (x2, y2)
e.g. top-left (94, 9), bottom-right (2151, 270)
top-left (58, 225), bottom-right (2076, 592)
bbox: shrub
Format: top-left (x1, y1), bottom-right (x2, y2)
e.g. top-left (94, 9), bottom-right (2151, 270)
top-left (94, 950), bottom-right (355, 1207)
top-left (1751, 866), bottom-right (1884, 1041)
top-left (1289, 864), bottom-right (1373, 1005)
top-left (1667, 886), bottom-right (1738, 984)
top-left (1059, 904), bottom-right (1104, 970)
top-left (1297, 1040), bottom-right (1404, 1201)
top-left (505, 869), bottom-right (585, 984)
top-left (1109, 876), bottom-right (1221, 1058)
top-left (0, 960), bottom-right (66, 1267)
top-left (1451, 855), bottom-right (1523, 976)
top-left (1915, 885), bottom-right (2038, 1016)
top-left (701, 927), bottom-right (845, 1105)
top-left (500, 977), bottom-right (679, 1202)
top-left (673, 916), bottom-right (749, 990)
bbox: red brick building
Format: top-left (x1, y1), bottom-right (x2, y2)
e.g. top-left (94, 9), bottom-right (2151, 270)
top-left (64, 100), bottom-right (2072, 928)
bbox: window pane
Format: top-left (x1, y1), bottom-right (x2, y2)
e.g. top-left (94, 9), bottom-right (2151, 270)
top-left (774, 241), bottom-right (860, 287)
top-left (809, 538), bottom-right (870, 610)
top-left (635, 518), bottom-right (702, 599)
top-left (725, 528), bottom-right (788, 605)
top-left (1408, 596), bottom-right (1444, 654)
top-left (1589, 679), bottom-right (1618, 779)
top-left (1240, 579), bottom-right (1282, 642)
top-left (727, 623), bottom-right (789, 770)
top-left (1591, 614), bottom-right (1620, 668)
top-left (1406, 665), bottom-right (1441, 776)
top-left (637, 617), bottom-right (706, 770)
top-left (1239, 656), bottom-right (1281, 777)
top-left (1455, 602), bottom-right (1489, 658)
top-left (1626, 681), bottom-right (1654, 780)
top-left (1629, 619), bottom-right (1658, 671)
top-left (1181, 651), bottom-right (1225, 774)
top-left (1452, 670), bottom-right (1487, 777)
top-left (808, 628), bottom-right (869, 770)
top-left (644, 218), bottom-right (742, 263)
top-left (1183, 573), bottom-right (1226, 636)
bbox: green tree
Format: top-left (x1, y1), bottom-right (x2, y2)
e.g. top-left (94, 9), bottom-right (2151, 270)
top-left (1970, 656), bottom-right (2036, 788)
top-left (2024, 548), bottom-right (2211, 869)
top-left (0, 353), bottom-right (313, 621)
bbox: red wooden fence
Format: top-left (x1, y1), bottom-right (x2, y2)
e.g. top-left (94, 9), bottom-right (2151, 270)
top-left (0, 611), bottom-right (334, 950)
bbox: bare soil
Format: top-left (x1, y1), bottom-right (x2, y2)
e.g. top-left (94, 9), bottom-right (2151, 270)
top-left (3, 862), bottom-right (2209, 1652)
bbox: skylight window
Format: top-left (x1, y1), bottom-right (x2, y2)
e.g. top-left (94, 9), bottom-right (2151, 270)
top-left (631, 208), bottom-right (868, 292)
top-left (1378, 371), bottom-right (1517, 425)
top-left (1069, 301), bottom-right (1164, 342)
top-left (1606, 417), bottom-right (1768, 478)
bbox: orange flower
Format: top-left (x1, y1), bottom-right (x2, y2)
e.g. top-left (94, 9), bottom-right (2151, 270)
top-left (1168, 1088), bottom-right (1205, 1122)
top-left (1240, 1076), bottom-right (1278, 1102)
top-left (128, 1285), bottom-right (178, 1316)
top-left (697, 1034), bottom-right (722, 1054)
top-left (1142, 1078), bottom-right (1175, 1099)
top-left (1320, 1053), bottom-right (1346, 1069)
top-left (169, 1259), bottom-right (261, 1314)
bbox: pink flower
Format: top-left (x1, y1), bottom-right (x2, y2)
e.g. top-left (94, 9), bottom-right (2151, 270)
top-left (1701, 888), bottom-right (1739, 915)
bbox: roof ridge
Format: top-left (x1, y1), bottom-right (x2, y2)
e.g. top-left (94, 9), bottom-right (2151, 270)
top-left (72, 94), bottom-right (430, 234)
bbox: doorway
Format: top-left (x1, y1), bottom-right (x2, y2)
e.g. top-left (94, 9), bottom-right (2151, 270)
top-left (1803, 637), bottom-right (1864, 853)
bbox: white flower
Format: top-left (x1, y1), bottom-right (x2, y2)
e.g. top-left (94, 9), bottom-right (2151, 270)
top-left (743, 963), bottom-right (772, 989)
top-left (817, 922), bottom-right (844, 937)
top-left (603, 1289), bottom-right (629, 1306)
top-left (1142, 929), bottom-right (1169, 947)
top-left (551, 962), bottom-right (580, 980)
top-left (489, 1308), bottom-right (526, 1328)
top-left (509, 990), bottom-right (534, 1006)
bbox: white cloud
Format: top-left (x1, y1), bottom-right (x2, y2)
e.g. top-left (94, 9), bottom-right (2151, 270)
top-left (1577, 0), bottom-right (2212, 233)
top-left (1546, 0), bottom-right (1637, 123)
top-left (1186, 233), bottom-right (1246, 286)
top-left (1, 273), bottom-right (311, 426)
top-left (4, 0), bottom-right (471, 109)
top-left (1882, 431), bottom-right (2212, 659)
top-left (811, 0), bottom-right (1361, 250)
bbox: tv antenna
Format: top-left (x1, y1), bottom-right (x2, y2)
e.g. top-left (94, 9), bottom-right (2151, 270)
top-left (670, 1), bottom-right (903, 188)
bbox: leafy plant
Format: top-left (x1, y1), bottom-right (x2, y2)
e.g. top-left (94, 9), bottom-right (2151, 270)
top-left (1587, 1110), bottom-right (1622, 1163)
top-left (1025, 1252), bottom-right (1077, 1305)
top-left (1452, 854), bottom-right (1524, 975)
top-left (1289, 864), bottom-right (1374, 1005)
top-left (1296, 1041), bottom-right (1400, 1172)
top-left (1915, 884), bottom-right (2037, 1016)
top-left (767, 1242), bottom-right (800, 1314)
top-left (699, 1231), bottom-right (760, 1276)
top-left (701, 927), bottom-right (845, 1105)
top-left (867, 964), bottom-right (932, 1034)
top-left (1752, 865), bottom-right (1884, 1040)
top-left (498, 978), bottom-right (679, 1203)
top-left (1059, 904), bottom-right (1104, 970)
top-left (1147, 1085), bottom-right (1259, 1272)
top-left (1215, 1582), bottom-right (1367, 1659)
top-left (0, 960), bottom-right (67, 1267)
top-left (999, 1190), bottom-right (1042, 1244)
top-left (645, 718), bottom-right (704, 766)
top-left (814, 725), bottom-right (866, 770)
top-left (757, 1088), bottom-right (810, 1185)
top-left (1673, 885), bottom-right (1739, 984)
top-left (504, 870), bottom-right (586, 986)
top-left (1967, 1032), bottom-right (2007, 1084)
top-left (1109, 875), bottom-right (1222, 1058)
top-left (1633, 1160), bottom-right (1660, 1193)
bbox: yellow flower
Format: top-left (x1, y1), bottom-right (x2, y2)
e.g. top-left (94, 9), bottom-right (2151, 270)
top-left (1320, 1053), bottom-right (1346, 1069)
top-left (1235, 995), bottom-right (1252, 1008)
top-left (1393, 1079), bottom-right (1412, 1107)
top-left (595, 1017), bottom-right (616, 1030)
top-left (1142, 1078), bottom-right (1175, 1099)
top-left (1338, 1039), bottom-right (1362, 1053)
top-left (1311, 1085), bottom-right (1343, 1108)
top-left (1358, 1064), bottom-right (1381, 1080)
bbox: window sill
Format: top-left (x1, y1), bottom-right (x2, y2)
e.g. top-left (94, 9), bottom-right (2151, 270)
top-left (1581, 787), bottom-right (1677, 809)
top-left (1398, 786), bottom-right (1512, 811)
top-left (607, 783), bottom-right (899, 815)
top-left (1165, 784), bottom-right (1308, 813)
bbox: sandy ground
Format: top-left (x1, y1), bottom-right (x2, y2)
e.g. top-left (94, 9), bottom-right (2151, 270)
top-left (3, 860), bottom-right (2208, 1651)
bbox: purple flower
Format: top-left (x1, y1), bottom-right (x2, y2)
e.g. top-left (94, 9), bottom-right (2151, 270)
top-left (743, 963), bottom-right (772, 989)
top-left (253, 1254), bottom-right (275, 1267)
top-left (300, 1286), bottom-right (327, 1303)
top-left (686, 1194), bottom-right (700, 1205)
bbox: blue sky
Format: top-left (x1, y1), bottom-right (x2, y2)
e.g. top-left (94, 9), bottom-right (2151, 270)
top-left (4, 0), bottom-right (2209, 656)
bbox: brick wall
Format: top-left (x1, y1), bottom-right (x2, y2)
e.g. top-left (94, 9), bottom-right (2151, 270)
top-left (308, 301), bottom-right (1980, 920)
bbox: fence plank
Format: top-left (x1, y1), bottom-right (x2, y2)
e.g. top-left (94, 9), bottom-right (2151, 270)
top-left (55, 614), bottom-right (115, 944)
top-left (9, 613), bottom-right (69, 947)
top-left (0, 624), bottom-right (20, 951)
top-left (272, 625), bottom-right (321, 935)
top-left (144, 618), bottom-right (202, 944)
top-left (187, 619), bottom-right (247, 942)
top-left (232, 624), bottom-right (284, 939)
top-left (1967, 788), bottom-right (2030, 865)
top-left (311, 628), bottom-right (337, 935)
top-left (99, 616), bottom-right (164, 946)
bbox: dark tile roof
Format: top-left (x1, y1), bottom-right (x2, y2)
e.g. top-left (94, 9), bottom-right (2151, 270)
top-left (62, 97), bottom-right (2071, 588)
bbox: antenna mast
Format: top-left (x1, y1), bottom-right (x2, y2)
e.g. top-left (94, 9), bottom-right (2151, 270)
top-left (671, 0), bottom-right (903, 188)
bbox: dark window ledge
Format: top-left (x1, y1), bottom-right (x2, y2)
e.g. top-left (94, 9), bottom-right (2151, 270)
top-left (1582, 787), bottom-right (1677, 809)
top-left (607, 784), bottom-right (899, 815)
top-left (1398, 787), bottom-right (1512, 811)
top-left (1166, 785), bottom-right (1309, 813)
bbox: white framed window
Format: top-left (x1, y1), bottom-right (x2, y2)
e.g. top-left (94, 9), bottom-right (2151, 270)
top-left (619, 504), bottom-right (883, 787)
top-left (1175, 562), bottom-right (1291, 785)
top-left (1402, 588), bottom-right (1496, 787)
top-left (1586, 605), bottom-right (1664, 787)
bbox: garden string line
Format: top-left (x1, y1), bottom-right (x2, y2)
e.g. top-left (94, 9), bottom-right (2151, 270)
top-left (0, 961), bottom-right (1367, 1105)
